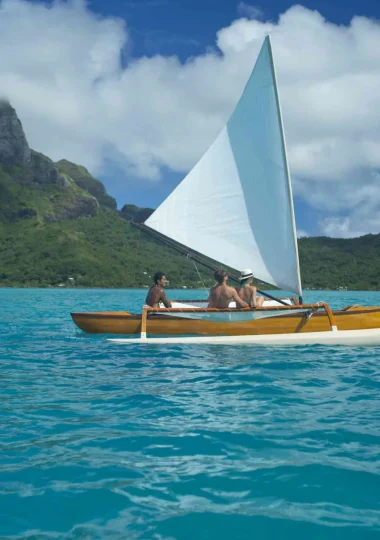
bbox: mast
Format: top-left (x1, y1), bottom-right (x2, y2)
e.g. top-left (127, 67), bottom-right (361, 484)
top-left (267, 35), bottom-right (303, 303)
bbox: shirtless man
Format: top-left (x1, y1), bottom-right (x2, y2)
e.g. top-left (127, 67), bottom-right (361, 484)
top-left (208, 269), bottom-right (249, 309)
top-left (145, 272), bottom-right (172, 308)
top-left (235, 268), bottom-right (265, 308)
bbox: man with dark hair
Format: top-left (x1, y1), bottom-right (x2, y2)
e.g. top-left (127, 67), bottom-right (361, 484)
top-left (145, 272), bottom-right (172, 308)
top-left (208, 269), bottom-right (249, 309)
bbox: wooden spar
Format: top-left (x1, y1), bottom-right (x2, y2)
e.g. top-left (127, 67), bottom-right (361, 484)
top-left (132, 222), bottom-right (240, 279)
top-left (131, 222), bottom-right (290, 307)
top-left (140, 306), bottom-right (148, 339)
top-left (321, 302), bottom-right (338, 331)
top-left (267, 36), bottom-right (303, 306)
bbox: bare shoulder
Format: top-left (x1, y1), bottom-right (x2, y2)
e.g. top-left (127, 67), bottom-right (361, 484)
top-left (226, 285), bottom-right (238, 294)
top-left (151, 286), bottom-right (162, 298)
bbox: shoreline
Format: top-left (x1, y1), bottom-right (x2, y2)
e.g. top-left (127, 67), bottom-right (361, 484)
top-left (1, 287), bottom-right (380, 293)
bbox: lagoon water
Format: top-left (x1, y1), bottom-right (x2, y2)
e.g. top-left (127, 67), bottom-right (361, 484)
top-left (1, 288), bottom-right (380, 539)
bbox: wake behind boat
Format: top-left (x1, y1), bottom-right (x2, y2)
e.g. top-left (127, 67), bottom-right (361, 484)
top-left (71, 36), bottom-right (380, 346)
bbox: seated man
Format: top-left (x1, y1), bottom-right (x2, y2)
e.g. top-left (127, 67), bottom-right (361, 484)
top-left (208, 269), bottom-right (249, 309)
top-left (235, 268), bottom-right (265, 308)
top-left (145, 271), bottom-right (172, 308)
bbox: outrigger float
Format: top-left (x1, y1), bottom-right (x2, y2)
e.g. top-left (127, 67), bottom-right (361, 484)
top-left (71, 36), bottom-right (380, 346)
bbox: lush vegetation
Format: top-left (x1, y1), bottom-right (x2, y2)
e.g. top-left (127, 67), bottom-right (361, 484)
top-left (299, 235), bottom-right (380, 290)
top-left (0, 162), bottom-right (97, 224)
top-left (1, 136), bottom-right (380, 290)
top-left (0, 210), bottom-right (220, 288)
top-left (2, 203), bottom-right (380, 289)
top-left (56, 160), bottom-right (117, 210)
top-left (0, 149), bottom-right (240, 289)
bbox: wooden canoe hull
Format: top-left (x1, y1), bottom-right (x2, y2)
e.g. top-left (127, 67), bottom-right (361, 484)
top-left (71, 306), bottom-right (380, 336)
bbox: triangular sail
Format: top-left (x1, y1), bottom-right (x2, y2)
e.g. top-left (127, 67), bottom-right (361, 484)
top-left (145, 36), bottom-right (302, 295)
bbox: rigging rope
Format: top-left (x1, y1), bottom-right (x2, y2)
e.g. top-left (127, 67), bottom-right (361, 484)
top-left (189, 256), bottom-right (207, 292)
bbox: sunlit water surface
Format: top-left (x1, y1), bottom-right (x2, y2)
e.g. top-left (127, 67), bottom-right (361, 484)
top-left (1, 288), bottom-right (380, 539)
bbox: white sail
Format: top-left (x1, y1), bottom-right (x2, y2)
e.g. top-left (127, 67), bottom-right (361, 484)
top-left (146, 36), bottom-right (302, 295)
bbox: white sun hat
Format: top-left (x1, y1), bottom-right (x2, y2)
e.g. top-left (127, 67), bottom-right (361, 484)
top-left (239, 268), bottom-right (253, 281)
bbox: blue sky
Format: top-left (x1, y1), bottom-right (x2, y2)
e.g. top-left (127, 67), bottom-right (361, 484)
top-left (4, 0), bottom-right (380, 237)
top-left (94, 0), bottom-right (380, 237)
top-left (86, 0), bottom-right (380, 57)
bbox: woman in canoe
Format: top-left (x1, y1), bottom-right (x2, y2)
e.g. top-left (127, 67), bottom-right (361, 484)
top-left (236, 269), bottom-right (265, 308)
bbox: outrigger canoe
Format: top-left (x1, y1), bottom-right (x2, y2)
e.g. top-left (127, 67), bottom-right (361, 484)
top-left (71, 37), bottom-right (380, 347)
top-left (71, 301), bottom-right (380, 345)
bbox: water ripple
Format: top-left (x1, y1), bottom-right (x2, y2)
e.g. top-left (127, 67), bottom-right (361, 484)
top-left (1, 289), bottom-right (380, 539)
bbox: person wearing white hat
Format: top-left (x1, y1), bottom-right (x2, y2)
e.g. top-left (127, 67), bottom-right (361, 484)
top-left (236, 269), bottom-right (265, 308)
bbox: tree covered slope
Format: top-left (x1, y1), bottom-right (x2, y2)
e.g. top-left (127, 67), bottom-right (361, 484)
top-left (1, 99), bottom-right (380, 290)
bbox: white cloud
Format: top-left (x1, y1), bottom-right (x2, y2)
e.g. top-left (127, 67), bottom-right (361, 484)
top-left (319, 217), bottom-right (352, 238)
top-left (318, 173), bottom-right (380, 237)
top-left (1, 1), bottom-right (380, 236)
top-left (237, 2), bottom-right (263, 21)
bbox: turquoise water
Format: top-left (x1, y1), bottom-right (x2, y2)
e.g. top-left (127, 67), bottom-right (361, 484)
top-left (1, 288), bottom-right (380, 539)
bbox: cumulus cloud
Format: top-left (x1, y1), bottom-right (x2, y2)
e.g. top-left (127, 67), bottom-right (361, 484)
top-left (1, 0), bottom-right (380, 236)
top-left (237, 2), bottom-right (263, 21)
top-left (318, 172), bottom-right (380, 237)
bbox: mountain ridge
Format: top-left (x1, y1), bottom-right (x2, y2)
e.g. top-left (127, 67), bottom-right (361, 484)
top-left (1, 100), bottom-right (380, 290)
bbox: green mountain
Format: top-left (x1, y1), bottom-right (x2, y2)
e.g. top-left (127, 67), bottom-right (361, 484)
top-left (0, 100), bottom-right (216, 288)
top-left (298, 235), bottom-right (380, 291)
top-left (119, 203), bottom-right (153, 223)
top-left (56, 159), bottom-right (117, 210)
top-left (0, 99), bottom-right (379, 291)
